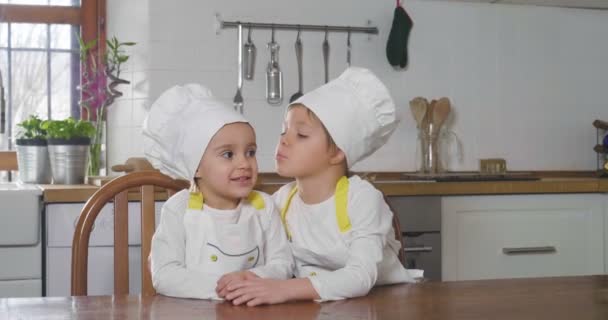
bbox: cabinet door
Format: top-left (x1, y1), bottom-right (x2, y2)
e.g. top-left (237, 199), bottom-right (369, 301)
top-left (442, 194), bottom-right (604, 281)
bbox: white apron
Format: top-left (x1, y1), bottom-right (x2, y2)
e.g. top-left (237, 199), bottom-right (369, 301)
top-left (184, 191), bottom-right (266, 275)
top-left (280, 177), bottom-right (419, 284)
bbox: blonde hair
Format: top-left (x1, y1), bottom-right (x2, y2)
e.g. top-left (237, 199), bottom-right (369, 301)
top-left (288, 104), bottom-right (348, 175)
top-left (288, 104), bottom-right (338, 152)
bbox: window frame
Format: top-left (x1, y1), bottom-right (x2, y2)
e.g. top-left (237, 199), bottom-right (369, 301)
top-left (0, 1), bottom-right (105, 181)
top-left (0, 1), bottom-right (106, 120)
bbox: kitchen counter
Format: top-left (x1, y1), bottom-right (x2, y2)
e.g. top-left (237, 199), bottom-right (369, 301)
top-left (39, 171), bottom-right (608, 203)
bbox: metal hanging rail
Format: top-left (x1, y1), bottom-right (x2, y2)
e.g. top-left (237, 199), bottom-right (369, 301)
top-left (219, 19), bottom-right (378, 35)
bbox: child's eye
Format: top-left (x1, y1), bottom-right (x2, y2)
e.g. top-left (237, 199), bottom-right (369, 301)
top-left (297, 133), bottom-right (308, 138)
top-left (246, 149), bottom-right (257, 157)
top-left (221, 151), bottom-right (234, 159)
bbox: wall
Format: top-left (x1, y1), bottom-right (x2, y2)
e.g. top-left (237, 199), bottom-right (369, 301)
top-left (106, 0), bottom-right (608, 173)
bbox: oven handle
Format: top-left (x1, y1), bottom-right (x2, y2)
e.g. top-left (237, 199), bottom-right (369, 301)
top-left (404, 246), bottom-right (433, 253)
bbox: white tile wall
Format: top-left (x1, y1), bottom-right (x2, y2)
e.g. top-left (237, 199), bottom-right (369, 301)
top-left (105, 0), bottom-right (608, 172)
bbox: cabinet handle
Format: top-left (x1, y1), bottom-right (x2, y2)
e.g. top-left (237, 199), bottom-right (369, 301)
top-left (404, 246), bottom-right (433, 253)
top-left (502, 246), bottom-right (556, 255)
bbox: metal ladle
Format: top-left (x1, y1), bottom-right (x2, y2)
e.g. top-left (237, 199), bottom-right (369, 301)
top-left (289, 26), bottom-right (303, 103)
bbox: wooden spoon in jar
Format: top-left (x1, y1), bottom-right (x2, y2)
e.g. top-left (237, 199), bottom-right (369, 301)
top-left (432, 97), bottom-right (451, 130)
top-left (409, 97), bottom-right (428, 128)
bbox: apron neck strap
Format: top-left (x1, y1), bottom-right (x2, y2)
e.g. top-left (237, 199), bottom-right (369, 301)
top-left (280, 176), bottom-right (352, 240)
top-left (188, 191), bottom-right (265, 210)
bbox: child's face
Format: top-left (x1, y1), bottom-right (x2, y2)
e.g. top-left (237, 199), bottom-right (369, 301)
top-left (275, 105), bottom-right (341, 178)
top-left (195, 122), bottom-right (258, 209)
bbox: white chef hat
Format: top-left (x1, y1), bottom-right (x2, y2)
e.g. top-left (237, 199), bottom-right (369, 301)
top-left (291, 67), bottom-right (398, 167)
top-left (142, 84), bottom-right (248, 180)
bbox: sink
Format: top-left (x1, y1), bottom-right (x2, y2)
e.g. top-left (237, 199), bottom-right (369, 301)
top-left (0, 182), bottom-right (42, 246)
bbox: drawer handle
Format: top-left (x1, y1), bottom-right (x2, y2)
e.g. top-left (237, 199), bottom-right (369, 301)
top-left (404, 246), bottom-right (433, 253)
top-left (502, 246), bottom-right (556, 255)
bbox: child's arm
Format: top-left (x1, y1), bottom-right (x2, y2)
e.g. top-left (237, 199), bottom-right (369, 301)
top-left (150, 199), bottom-right (221, 299)
top-left (223, 277), bottom-right (319, 306)
top-left (248, 198), bottom-right (294, 279)
top-left (306, 189), bottom-right (390, 301)
top-left (222, 188), bottom-right (390, 304)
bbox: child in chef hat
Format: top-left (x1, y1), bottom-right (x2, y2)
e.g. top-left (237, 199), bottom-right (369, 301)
top-left (142, 83), bottom-right (293, 300)
top-left (218, 67), bottom-right (423, 306)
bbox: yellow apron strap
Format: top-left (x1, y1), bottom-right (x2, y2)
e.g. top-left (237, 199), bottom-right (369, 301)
top-left (280, 176), bottom-right (352, 239)
top-left (247, 191), bottom-right (266, 210)
top-left (188, 192), bottom-right (204, 210)
top-left (335, 176), bottom-right (351, 233)
top-left (280, 187), bottom-right (299, 240)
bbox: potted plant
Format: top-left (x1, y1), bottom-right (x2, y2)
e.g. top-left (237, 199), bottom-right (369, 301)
top-left (78, 36), bottom-right (135, 177)
top-left (14, 115), bottom-right (52, 183)
top-left (41, 117), bottom-right (95, 184)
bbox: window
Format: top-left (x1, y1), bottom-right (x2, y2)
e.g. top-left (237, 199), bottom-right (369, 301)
top-left (0, 0), bottom-right (104, 181)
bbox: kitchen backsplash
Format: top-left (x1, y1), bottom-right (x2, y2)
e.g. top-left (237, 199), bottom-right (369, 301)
top-left (105, 0), bottom-right (608, 173)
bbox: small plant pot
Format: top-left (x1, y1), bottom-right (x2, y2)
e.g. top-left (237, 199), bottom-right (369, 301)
top-left (47, 137), bottom-right (91, 185)
top-left (15, 138), bottom-right (52, 184)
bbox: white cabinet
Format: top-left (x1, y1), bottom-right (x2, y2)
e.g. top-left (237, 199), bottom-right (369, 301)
top-left (45, 201), bottom-right (163, 296)
top-left (442, 194), bottom-right (604, 281)
top-left (0, 183), bottom-right (43, 297)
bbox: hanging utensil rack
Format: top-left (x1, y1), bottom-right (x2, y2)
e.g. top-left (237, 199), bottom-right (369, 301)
top-left (216, 15), bottom-right (379, 35)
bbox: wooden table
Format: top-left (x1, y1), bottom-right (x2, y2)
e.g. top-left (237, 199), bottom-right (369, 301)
top-left (1, 276), bottom-right (607, 319)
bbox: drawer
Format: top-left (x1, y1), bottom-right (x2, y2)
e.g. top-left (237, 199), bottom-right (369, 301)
top-left (0, 192), bottom-right (41, 246)
top-left (0, 243), bottom-right (42, 280)
top-left (0, 279), bottom-right (41, 298)
top-left (46, 202), bottom-right (163, 247)
top-left (442, 194), bottom-right (604, 281)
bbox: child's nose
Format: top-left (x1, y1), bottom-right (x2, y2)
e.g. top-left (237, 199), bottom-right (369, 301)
top-left (236, 154), bottom-right (252, 169)
top-left (279, 133), bottom-right (289, 146)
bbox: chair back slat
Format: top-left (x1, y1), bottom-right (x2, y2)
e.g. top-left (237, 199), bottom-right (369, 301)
top-left (140, 185), bottom-right (156, 296)
top-left (113, 190), bottom-right (130, 295)
top-left (71, 171), bottom-right (189, 296)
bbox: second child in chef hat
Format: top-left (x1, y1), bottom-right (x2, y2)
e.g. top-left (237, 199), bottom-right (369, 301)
top-left (142, 84), bottom-right (293, 301)
top-left (218, 68), bottom-right (422, 306)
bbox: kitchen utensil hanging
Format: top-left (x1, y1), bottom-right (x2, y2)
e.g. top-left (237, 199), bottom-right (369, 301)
top-left (243, 24), bottom-right (256, 80)
top-left (322, 27), bottom-right (330, 83)
top-left (266, 25), bottom-right (283, 105)
top-left (346, 28), bottom-right (352, 67)
top-left (233, 23), bottom-right (244, 113)
top-left (217, 16), bottom-right (378, 105)
top-left (289, 26), bottom-right (304, 103)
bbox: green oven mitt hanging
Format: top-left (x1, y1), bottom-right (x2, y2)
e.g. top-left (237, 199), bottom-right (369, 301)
top-left (386, 0), bottom-right (413, 68)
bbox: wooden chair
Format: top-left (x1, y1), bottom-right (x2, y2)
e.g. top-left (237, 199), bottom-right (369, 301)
top-left (71, 171), bottom-right (189, 296)
top-left (385, 197), bottom-right (405, 266)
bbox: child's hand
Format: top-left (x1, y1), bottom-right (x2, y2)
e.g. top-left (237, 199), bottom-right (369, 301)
top-left (216, 271), bottom-right (259, 297)
top-left (223, 278), bottom-right (292, 306)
